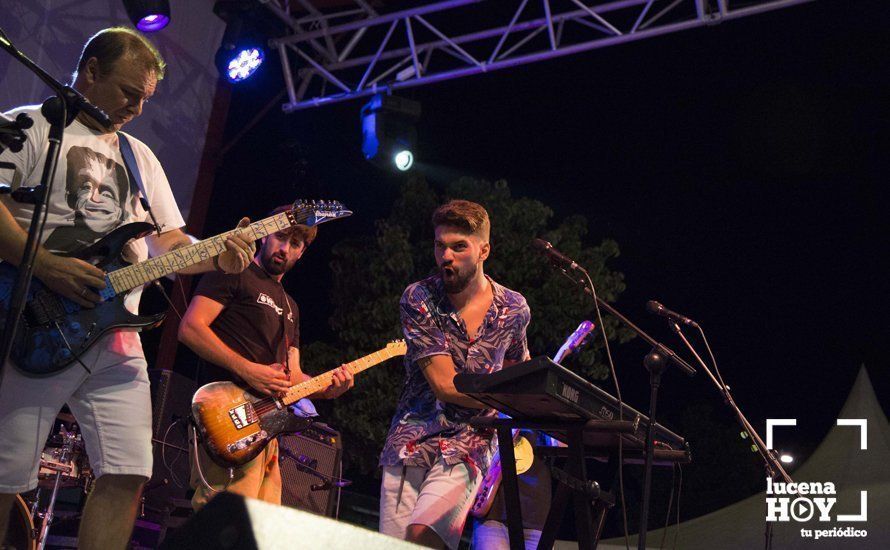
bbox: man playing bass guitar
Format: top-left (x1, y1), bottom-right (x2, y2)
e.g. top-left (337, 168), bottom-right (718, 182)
top-left (178, 205), bottom-right (353, 510)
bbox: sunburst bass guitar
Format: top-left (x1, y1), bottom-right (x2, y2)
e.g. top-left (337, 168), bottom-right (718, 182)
top-left (192, 340), bottom-right (407, 468)
top-left (0, 200), bottom-right (351, 376)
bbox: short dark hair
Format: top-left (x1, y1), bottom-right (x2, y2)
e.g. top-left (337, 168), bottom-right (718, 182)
top-left (432, 200), bottom-right (490, 241)
top-left (76, 27), bottom-right (166, 81)
top-left (267, 204), bottom-right (318, 246)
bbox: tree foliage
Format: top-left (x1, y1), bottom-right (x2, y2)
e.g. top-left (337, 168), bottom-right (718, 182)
top-left (303, 176), bottom-right (634, 474)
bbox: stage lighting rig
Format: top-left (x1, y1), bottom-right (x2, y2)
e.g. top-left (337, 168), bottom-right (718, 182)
top-left (122, 0), bottom-right (171, 32)
top-left (361, 94), bottom-right (420, 172)
top-left (213, 1), bottom-right (266, 83)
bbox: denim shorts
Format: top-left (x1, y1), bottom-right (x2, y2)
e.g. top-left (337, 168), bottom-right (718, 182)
top-left (0, 331), bottom-right (153, 493)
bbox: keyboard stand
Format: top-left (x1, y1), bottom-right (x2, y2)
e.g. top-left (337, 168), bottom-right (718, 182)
top-left (469, 417), bottom-right (634, 550)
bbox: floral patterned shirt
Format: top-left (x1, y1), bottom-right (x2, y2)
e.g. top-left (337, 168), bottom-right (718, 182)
top-left (379, 274), bottom-right (530, 475)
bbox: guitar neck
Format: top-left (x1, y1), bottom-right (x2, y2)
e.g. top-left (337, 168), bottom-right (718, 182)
top-left (107, 212), bottom-right (292, 294)
top-left (282, 347), bottom-right (399, 406)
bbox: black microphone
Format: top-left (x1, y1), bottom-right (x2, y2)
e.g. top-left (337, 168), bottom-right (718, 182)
top-left (531, 238), bottom-right (583, 271)
top-left (41, 87), bottom-right (113, 128)
top-left (310, 481), bottom-right (332, 492)
top-left (646, 300), bottom-right (698, 327)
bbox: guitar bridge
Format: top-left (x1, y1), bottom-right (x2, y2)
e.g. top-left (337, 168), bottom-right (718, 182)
top-left (228, 402), bottom-right (258, 429)
top-left (227, 430), bottom-right (268, 453)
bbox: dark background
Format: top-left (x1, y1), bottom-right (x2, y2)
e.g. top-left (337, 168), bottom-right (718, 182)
top-left (158, 0), bottom-right (887, 531)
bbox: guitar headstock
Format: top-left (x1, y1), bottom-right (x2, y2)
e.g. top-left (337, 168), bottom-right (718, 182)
top-left (289, 200), bottom-right (353, 227)
top-left (386, 339), bottom-right (407, 357)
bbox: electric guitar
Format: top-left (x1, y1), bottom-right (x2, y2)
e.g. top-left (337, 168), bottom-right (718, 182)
top-left (0, 200), bottom-right (352, 376)
top-left (469, 321), bottom-right (596, 518)
top-left (192, 340), bottom-right (407, 468)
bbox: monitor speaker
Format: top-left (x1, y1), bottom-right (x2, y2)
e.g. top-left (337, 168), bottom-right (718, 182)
top-left (159, 492), bottom-right (412, 549)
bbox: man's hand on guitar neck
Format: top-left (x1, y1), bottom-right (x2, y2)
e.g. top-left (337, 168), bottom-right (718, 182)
top-left (284, 348), bottom-right (354, 400)
top-left (317, 366), bottom-right (354, 399)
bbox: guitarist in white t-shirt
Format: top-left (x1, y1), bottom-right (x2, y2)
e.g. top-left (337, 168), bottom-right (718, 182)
top-left (0, 28), bottom-right (256, 550)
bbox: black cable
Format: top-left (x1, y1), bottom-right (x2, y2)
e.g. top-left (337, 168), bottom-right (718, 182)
top-left (152, 280), bottom-right (182, 320)
top-left (659, 463), bottom-right (678, 549)
top-left (672, 464), bottom-right (683, 550)
top-left (562, 266), bottom-right (630, 547)
top-left (53, 320), bottom-right (92, 374)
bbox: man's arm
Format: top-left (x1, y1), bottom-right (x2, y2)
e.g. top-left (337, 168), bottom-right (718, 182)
top-left (420, 355), bottom-right (487, 409)
top-left (178, 295), bottom-right (290, 396)
top-left (146, 218), bottom-right (256, 275)
top-left (0, 202), bottom-right (106, 308)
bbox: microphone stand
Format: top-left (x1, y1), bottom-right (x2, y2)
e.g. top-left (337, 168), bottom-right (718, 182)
top-left (552, 267), bottom-right (694, 550)
top-left (667, 321), bottom-right (791, 549)
top-left (0, 28), bottom-right (110, 378)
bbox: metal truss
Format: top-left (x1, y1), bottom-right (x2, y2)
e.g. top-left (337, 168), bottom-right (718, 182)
top-left (262, 0), bottom-right (816, 112)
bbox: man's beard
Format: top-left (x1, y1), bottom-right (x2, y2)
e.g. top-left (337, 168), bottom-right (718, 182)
top-left (262, 251), bottom-right (292, 275)
top-left (440, 262), bottom-right (477, 294)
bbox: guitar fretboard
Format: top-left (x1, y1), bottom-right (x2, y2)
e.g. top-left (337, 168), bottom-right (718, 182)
top-left (106, 212), bottom-right (294, 294)
top-left (283, 345), bottom-right (405, 405)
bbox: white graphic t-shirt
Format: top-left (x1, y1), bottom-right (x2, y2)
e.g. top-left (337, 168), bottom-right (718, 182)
top-left (0, 105), bottom-right (186, 355)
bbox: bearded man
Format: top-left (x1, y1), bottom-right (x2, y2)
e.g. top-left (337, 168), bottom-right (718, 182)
top-left (378, 200), bottom-right (531, 549)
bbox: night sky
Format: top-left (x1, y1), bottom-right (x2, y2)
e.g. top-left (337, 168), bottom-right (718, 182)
top-left (194, 0), bottom-right (887, 514)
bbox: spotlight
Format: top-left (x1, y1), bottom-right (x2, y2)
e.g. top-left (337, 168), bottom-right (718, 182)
top-left (779, 453), bottom-right (794, 464)
top-left (123, 0), bottom-right (171, 32)
top-left (394, 150), bottom-right (414, 171)
top-left (221, 45), bottom-right (264, 83)
top-left (214, 2), bottom-right (265, 83)
top-left (361, 94), bottom-right (421, 171)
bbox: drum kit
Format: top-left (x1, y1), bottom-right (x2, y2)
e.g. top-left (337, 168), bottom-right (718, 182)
top-left (4, 411), bottom-right (94, 550)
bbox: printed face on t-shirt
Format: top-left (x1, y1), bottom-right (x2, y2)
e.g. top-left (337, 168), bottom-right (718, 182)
top-left (70, 151), bottom-right (125, 233)
top-left (42, 146), bottom-right (130, 253)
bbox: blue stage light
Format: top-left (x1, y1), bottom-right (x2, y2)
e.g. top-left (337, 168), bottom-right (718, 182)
top-left (361, 94), bottom-right (420, 172)
top-left (225, 47), bottom-right (264, 82)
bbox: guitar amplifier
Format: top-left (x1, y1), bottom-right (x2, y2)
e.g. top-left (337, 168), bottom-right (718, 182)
top-left (278, 423), bottom-right (343, 517)
top-left (146, 369), bottom-right (196, 520)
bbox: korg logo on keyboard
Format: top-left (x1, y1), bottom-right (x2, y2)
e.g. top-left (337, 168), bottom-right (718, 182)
top-left (560, 384), bottom-right (580, 404)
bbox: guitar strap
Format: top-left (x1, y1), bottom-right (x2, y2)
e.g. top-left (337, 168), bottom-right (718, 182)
top-left (117, 132), bottom-right (162, 236)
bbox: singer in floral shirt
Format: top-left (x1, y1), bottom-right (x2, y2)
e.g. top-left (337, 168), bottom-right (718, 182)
top-left (379, 200), bottom-right (530, 549)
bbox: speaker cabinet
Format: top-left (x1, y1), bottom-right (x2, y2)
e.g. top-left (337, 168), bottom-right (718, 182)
top-left (278, 423), bottom-right (343, 517)
top-left (146, 368), bottom-right (196, 520)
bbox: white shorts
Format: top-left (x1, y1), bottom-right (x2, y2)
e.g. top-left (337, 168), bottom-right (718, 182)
top-left (380, 461), bottom-right (481, 550)
top-left (0, 331), bottom-right (153, 493)
top-left (472, 519), bottom-right (542, 550)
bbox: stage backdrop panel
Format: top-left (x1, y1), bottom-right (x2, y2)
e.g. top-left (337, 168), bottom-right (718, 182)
top-left (0, 0), bottom-right (225, 220)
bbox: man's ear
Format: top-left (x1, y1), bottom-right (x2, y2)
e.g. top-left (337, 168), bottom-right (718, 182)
top-left (479, 241), bottom-right (491, 262)
top-left (82, 57), bottom-right (101, 85)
